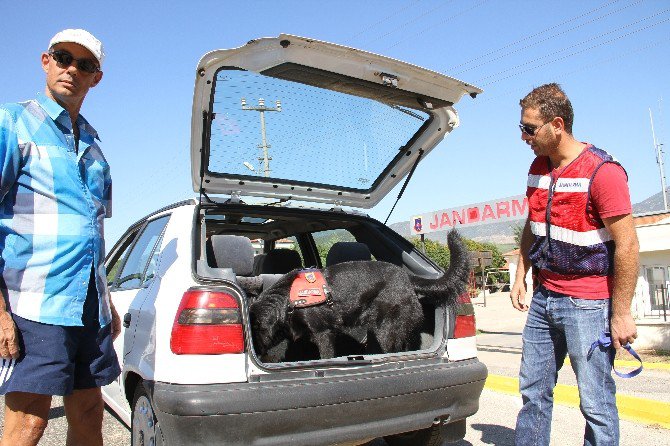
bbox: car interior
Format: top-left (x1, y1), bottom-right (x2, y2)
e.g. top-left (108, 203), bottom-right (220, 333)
top-left (192, 203), bottom-right (446, 361)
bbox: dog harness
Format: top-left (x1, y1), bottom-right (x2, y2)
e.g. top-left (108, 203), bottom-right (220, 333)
top-left (289, 269), bottom-right (333, 309)
top-left (527, 145), bottom-right (625, 279)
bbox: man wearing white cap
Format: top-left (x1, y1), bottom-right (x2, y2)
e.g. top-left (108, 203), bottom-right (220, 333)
top-left (0, 29), bottom-right (120, 446)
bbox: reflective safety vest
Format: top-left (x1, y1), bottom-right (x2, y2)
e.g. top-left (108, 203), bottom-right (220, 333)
top-left (526, 145), bottom-right (625, 279)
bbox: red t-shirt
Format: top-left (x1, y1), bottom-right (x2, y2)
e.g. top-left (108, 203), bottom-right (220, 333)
top-left (539, 162), bottom-right (632, 299)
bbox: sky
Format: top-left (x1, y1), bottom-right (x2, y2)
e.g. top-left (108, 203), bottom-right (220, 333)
top-left (2, 0), bottom-right (670, 246)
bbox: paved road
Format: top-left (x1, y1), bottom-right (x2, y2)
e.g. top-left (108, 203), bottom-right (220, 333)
top-left (2, 389), bottom-right (668, 446)
top-left (474, 292), bottom-right (670, 405)
top-left (0, 395), bottom-right (130, 445)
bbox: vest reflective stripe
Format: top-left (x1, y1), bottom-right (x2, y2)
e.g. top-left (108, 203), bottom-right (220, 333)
top-left (527, 174), bottom-right (551, 189)
top-left (527, 174), bottom-right (590, 192)
top-left (529, 221), bottom-right (613, 246)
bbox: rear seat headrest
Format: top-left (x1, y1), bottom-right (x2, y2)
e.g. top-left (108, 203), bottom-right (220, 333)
top-left (207, 235), bottom-right (254, 276)
top-left (252, 253), bottom-right (267, 276)
top-left (326, 242), bottom-right (371, 267)
top-left (261, 248), bottom-right (303, 274)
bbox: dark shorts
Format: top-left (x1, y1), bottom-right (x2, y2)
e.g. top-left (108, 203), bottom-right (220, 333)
top-left (0, 270), bottom-right (120, 396)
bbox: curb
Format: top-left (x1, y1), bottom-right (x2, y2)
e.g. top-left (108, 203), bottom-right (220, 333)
top-left (485, 374), bottom-right (670, 429)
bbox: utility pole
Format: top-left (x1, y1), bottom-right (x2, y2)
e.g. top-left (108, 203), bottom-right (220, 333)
top-left (241, 98), bottom-right (281, 177)
top-left (650, 108), bottom-right (668, 211)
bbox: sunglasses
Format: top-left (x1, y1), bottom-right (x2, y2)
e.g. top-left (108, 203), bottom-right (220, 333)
top-left (49, 50), bottom-right (100, 74)
top-left (518, 121), bottom-right (551, 137)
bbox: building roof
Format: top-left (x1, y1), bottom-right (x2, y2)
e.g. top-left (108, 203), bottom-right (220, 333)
top-left (502, 248), bottom-right (519, 258)
top-left (633, 212), bottom-right (670, 227)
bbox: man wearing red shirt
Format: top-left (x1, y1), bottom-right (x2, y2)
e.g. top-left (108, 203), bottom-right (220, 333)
top-left (511, 83), bottom-right (639, 446)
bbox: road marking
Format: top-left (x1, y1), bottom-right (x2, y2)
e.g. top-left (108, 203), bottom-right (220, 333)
top-left (485, 374), bottom-right (670, 429)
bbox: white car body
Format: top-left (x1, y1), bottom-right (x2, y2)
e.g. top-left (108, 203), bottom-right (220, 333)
top-left (101, 35), bottom-right (487, 446)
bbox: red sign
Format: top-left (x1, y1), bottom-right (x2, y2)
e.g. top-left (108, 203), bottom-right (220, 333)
top-left (410, 195), bottom-right (528, 235)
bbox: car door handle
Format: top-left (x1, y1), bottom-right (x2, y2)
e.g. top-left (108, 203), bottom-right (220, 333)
top-left (123, 313), bottom-right (132, 328)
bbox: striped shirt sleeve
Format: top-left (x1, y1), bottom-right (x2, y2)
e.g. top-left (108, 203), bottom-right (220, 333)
top-left (0, 108), bottom-right (22, 204)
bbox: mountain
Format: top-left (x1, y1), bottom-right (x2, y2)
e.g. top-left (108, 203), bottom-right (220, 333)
top-left (391, 190), bottom-right (667, 246)
top-left (632, 188), bottom-right (670, 214)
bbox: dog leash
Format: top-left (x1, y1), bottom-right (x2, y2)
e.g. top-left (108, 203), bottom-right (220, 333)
top-left (587, 332), bottom-right (643, 378)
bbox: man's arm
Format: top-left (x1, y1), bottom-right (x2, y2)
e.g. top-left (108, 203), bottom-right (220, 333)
top-left (0, 108), bottom-right (21, 359)
top-left (602, 213), bottom-right (639, 349)
top-left (0, 109), bottom-right (22, 204)
top-left (510, 218), bottom-right (532, 312)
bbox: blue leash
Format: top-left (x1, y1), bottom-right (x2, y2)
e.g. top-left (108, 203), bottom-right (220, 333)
top-left (587, 332), bottom-right (643, 378)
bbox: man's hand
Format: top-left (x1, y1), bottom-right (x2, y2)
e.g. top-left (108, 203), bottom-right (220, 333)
top-left (510, 279), bottom-right (529, 312)
top-left (0, 310), bottom-right (19, 359)
top-left (109, 298), bottom-right (121, 341)
top-left (610, 311), bottom-right (637, 349)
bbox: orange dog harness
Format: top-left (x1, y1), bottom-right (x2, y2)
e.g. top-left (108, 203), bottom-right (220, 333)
top-left (289, 269), bottom-right (332, 309)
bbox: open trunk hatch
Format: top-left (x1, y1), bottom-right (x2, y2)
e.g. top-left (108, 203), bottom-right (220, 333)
top-left (191, 34), bottom-right (482, 208)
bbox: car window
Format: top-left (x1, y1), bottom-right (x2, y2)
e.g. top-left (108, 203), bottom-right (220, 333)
top-left (114, 216), bottom-right (170, 290)
top-left (106, 229), bottom-right (141, 286)
top-left (313, 229), bottom-right (357, 266)
top-left (279, 236), bottom-right (304, 263)
top-left (142, 228), bottom-right (167, 286)
top-left (209, 68), bottom-right (430, 191)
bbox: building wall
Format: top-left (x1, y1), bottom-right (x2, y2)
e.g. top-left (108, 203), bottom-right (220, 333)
top-left (506, 260), bottom-right (533, 296)
top-left (633, 248), bottom-right (670, 350)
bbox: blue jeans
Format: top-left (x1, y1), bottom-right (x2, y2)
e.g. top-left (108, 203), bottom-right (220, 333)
top-left (515, 286), bottom-right (618, 446)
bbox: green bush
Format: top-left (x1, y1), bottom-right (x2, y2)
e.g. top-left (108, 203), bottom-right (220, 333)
top-left (314, 230), bottom-right (356, 266)
top-left (408, 235), bottom-right (509, 291)
top-left (407, 237), bottom-right (452, 271)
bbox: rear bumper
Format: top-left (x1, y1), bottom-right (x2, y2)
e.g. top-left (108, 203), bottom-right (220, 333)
top-left (151, 358), bottom-right (487, 446)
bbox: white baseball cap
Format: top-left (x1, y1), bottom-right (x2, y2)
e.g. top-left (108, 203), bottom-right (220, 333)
top-left (49, 29), bottom-right (105, 67)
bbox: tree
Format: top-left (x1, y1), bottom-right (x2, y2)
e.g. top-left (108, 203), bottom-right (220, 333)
top-left (314, 230), bottom-right (356, 266)
top-left (408, 235), bottom-right (509, 292)
top-left (408, 237), bottom-right (452, 271)
top-left (512, 223), bottom-right (524, 247)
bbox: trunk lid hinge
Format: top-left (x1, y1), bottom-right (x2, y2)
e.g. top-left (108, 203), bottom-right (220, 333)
top-left (198, 110), bottom-right (214, 205)
top-left (384, 148), bottom-right (424, 225)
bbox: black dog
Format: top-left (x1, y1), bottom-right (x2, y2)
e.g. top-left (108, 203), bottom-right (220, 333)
top-left (250, 230), bottom-right (470, 361)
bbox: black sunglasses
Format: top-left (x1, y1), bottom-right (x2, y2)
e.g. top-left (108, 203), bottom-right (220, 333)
top-left (49, 50), bottom-right (100, 74)
top-left (519, 121), bottom-right (550, 137)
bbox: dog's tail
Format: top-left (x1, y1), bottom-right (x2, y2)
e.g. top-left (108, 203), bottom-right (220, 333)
top-left (410, 229), bottom-right (470, 307)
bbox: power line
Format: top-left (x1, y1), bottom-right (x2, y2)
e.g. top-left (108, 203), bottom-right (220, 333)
top-left (452, 0), bottom-right (652, 76)
top-left (456, 35), bottom-right (670, 108)
top-left (346, 0), bottom-right (423, 43)
top-left (446, 0), bottom-right (628, 71)
top-left (358, 0), bottom-right (455, 46)
top-left (477, 15), bottom-right (670, 86)
top-left (381, 0), bottom-right (490, 51)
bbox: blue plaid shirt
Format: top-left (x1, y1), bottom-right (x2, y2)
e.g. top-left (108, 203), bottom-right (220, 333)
top-left (0, 93), bottom-right (112, 326)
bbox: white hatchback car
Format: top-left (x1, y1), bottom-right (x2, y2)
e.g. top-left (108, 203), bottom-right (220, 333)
top-left (101, 34), bottom-right (487, 446)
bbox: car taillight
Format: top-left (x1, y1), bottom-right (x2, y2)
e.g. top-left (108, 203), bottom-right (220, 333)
top-left (170, 289), bottom-right (244, 354)
top-left (452, 292), bottom-right (477, 339)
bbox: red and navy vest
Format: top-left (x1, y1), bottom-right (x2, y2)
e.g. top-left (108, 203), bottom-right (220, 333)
top-left (526, 146), bottom-right (626, 279)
